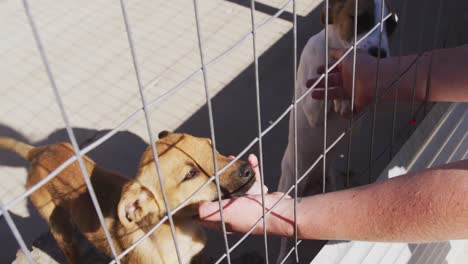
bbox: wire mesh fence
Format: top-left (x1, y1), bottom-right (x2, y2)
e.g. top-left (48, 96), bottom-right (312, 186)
top-left (1, 0), bottom-right (466, 263)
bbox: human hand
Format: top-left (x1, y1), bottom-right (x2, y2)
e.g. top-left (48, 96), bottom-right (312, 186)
top-left (307, 49), bottom-right (380, 112)
top-left (198, 154), bottom-right (295, 237)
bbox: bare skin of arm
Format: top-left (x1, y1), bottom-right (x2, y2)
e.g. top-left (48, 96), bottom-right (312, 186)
top-left (199, 158), bottom-right (468, 242)
top-left (308, 44), bottom-right (468, 111)
top-left (297, 159), bottom-right (468, 242)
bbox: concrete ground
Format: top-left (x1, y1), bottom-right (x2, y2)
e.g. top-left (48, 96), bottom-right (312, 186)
top-left (1, 0), bottom-right (467, 263)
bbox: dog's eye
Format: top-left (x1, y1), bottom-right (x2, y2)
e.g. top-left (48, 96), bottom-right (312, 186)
top-left (183, 169), bottom-right (199, 181)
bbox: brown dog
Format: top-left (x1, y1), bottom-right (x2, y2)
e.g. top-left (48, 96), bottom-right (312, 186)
top-left (0, 131), bottom-right (255, 263)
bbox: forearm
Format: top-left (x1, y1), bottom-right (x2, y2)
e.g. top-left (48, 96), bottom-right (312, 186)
top-left (296, 159), bottom-right (468, 242)
top-left (425, 44), bottom-right (468, 102)
top-left (378, 44), bottom-right (468, 103)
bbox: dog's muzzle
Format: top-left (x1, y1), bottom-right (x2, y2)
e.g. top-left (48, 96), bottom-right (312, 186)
top-left (220, 163), bottom-right (256, 198)
top-left (239, 163), bottom-right (254, 179)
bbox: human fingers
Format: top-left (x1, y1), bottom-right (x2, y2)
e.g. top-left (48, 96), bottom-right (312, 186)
top-left (247, 154), bottom-right (268, 194)
top-left (248, 153), bottom-right (259, 179)
top-left (316, 64), bottom-right (340, 75)
top-left (198, 196), bottom-right (265, 234)
top-left (306, 72), bottom-right (342, 89)
top-left (199, 198), bottom-right (239, 222)
top-left (311, 86), bottom-right (348, 101)
top-left (329, 48), bottom-right (347, 60)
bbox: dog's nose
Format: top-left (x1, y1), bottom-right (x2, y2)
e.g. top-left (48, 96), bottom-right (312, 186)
top-left (239, 163), bottom-right (254, 179)
top-left (368, 46), bottom-right (387, 58)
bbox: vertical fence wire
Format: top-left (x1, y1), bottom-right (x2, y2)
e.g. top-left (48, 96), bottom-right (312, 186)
top-left (390, 0), bottom-right (408, 160)
top-left (117, 1), bottom-right (184, 263)
top-left (21, 0), bottom-right (121, 262)
top-left (409, 0), bottom-right (428, 123)
top-left (292, 0), bottom-right (299, 261)
top-left (249, 1), bottom-right (270, 263)
top-left (367, 0), bottom-right (386, 182)
top-left (280, 240), bottom-right (303, 264)
top-left (322, 0), bottom-right (330, 193)
top-left (192, 1), bottom-right (232, 263)
top-left (1, 203), bottom-right (33, 264)
top-left (345, 0), bottom-right (359, 187)
top-left (422, 0), bottom-right (444, 116)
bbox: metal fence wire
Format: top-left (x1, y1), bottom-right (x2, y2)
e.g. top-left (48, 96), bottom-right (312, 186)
top-left (1, 0), bottom-right (450, 263)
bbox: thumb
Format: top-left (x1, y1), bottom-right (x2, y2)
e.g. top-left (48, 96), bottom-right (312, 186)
top-left (248, 154), bottom-right (260, 180)
top-left (247, 153), bottom-right (268, 194)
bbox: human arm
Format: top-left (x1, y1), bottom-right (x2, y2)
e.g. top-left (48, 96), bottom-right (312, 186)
top-left (309, 44), bottom-right (468, 111)
top-left (199, 159), bottom-right (468, 242)
top-left (297, 159), bottom-right (468, 242)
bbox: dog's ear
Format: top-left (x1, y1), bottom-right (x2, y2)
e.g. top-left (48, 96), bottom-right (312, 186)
top-left (118, 182), bottom-right (160, 228)
top-left (158, 130), bottom-right (171, 139)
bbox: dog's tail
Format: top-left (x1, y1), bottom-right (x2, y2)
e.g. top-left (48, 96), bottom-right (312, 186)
top-left (0, 137), bottom-right (33, 159)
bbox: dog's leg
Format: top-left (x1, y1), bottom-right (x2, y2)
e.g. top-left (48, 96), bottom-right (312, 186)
top-left (49, 206), bottom-right (82, 264)
top-left (27, 166), bottom-right (82, 263)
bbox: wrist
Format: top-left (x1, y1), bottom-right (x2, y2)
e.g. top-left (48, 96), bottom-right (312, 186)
top-left (296, 195), bottom-right (323, 239)
top-left (389, 51), bottom-right (431, 102)
top-left (266, 196), bottom-right (296, 237)
top-left (360, 56), bottom-right (397, 105)
top-left (415, 52), bottom-right (432, 101)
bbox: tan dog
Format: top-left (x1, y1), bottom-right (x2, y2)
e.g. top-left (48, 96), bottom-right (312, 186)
top-left (0, 131), bottom-right (255, 263)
